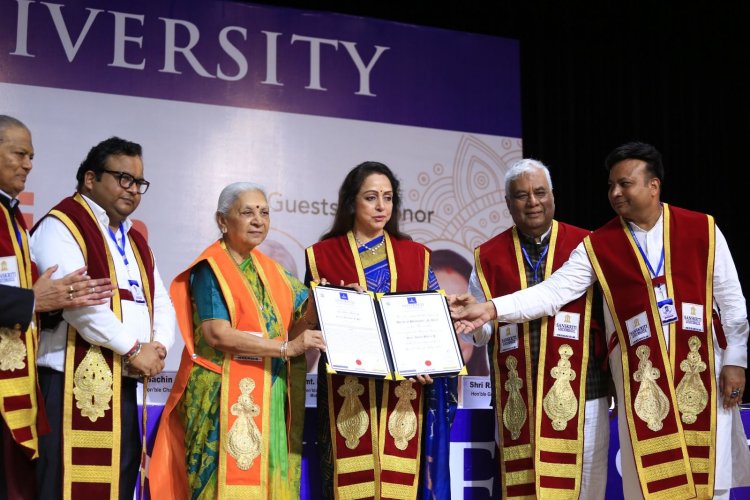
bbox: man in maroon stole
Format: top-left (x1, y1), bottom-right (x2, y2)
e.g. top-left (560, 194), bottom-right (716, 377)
top-left (30, 137), bottom-right (176, 499)
top-left (461, 159), bottom-right (609, 499)
top-left (453, 143), bottom-right (750, 499)
top-left (0, 115), bottom-right (114, 500)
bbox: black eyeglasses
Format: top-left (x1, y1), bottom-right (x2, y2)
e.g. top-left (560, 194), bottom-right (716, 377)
top-left (101, 169), bottom-right (150, 194)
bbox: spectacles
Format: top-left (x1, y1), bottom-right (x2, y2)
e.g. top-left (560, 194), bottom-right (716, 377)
top-left (101, 169), bottom-right (150, 194)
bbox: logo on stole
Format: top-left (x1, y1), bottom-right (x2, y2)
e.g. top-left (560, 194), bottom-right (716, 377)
top-left (339, 292), bottom-right (348, 300)
top-left (407, 297), bottom-right (417, 304)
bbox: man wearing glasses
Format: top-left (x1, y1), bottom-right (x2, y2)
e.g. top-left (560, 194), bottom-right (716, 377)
top-left (30, 137), bottom-right (176, 499)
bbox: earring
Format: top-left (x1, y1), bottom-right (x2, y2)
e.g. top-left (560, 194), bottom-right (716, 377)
top-left (221, 227), bottom-right (227, 234)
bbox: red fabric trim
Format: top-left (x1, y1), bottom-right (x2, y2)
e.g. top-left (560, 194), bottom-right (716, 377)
top-left (504, 457), bottom-right (534, 472)
top-left (4, 394), bottom-right (32, 411)
top-left (641, 447), bottom-right (685, 467)
top-left (72, 447), bottom-right (113, 465)
top-left (539, 450), bottom-right (577, 464)
top-left (686, 446), bottom-right (710, 458)
top-left (337, 470), bottom-right (376, 486)
top-left (11, 426), bottom-right (32, 443)
top-left (71, 483), bottom-right (110, 497)
top-left (540, 475), bottom-right (575, 489)
top-left (506, 483), bottom-right (536, 497)
top-left (693, 473), bottom-right (709, 485)
top-left (646, 473), bottom-right (689, 493)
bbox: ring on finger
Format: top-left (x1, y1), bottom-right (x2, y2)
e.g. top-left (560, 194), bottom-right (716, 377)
top-left (90, 287), bottom-right (96, 294)
top-left (68, 292), bottom-right (74, 301)
top-left (68, 285), bottom-right (74, 294)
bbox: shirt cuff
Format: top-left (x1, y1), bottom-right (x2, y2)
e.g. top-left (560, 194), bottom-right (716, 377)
top-left (723, 344), bottom-right (748, 369)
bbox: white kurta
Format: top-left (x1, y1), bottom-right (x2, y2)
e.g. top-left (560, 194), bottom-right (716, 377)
top-left (480, 213), bottom-right (750, 498)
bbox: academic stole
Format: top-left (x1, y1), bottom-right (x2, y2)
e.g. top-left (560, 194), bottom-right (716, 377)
top-left (584, 204), bottom-right (716, 499)
top-left (475, 221), bottom-right (591, 499)
top-left (45, 193), bottom-right (154, 499)
top-left (0, 203), bottom-right (41, 457)
top-left (306, 232), bottom-right (429, 499)
top-left (208, 243), bottom-right (296, 498)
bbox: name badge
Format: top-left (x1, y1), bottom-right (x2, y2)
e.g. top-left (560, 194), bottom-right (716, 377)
top-left (625, 311), bottom-right (651, 346)
top-left (128, 279), bottom-right (146, 304)
top-left (499, 323), bottom-right (519, 353)
top-left (235, 331), bottom-right (263, 362)
top-left (681, 302), bottom-right (704, 332)
top-left (553, 311), bottom-right (580, 340)
top-left (0, 256), bottom-right (20, 287)
top-left (657, 298), bottom-right (678, 324)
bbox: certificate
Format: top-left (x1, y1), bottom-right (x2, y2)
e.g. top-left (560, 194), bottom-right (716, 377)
top-left (312, 285), bottom-right (465, 379)
top-left (312, 285), bottom-right (392, 377)
top-left (378, 292), bottom-right (465, 377)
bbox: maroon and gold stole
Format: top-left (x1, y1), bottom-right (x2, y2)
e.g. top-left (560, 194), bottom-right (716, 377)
top-left (585, 204), bottom-right (716, 499)
top-left (0, 201), bottom-right (42, 458)
top-left (150, 240), bottom-right (302, 499)
top-left (474, 220), bottom-right (592, 499)
top-left (40, 193), bottom-right (155, 500)
top-left (306, 231), bottom-right (430, 499)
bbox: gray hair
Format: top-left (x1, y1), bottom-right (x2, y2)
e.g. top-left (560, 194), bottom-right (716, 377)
top-left (504, 158), bottom-right (553, 194)
top-left (0, 115), bottom-right (29, 141)
top-left (216, 182), bottom-right (267, 216)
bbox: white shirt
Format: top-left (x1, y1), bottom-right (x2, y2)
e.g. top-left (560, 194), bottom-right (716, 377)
top-left (478, 213), bottom-right (748, 368)
top-left (30, 194), bottom-right (176, 372)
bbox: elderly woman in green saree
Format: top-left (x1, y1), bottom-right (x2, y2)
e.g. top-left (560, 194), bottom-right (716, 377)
top-left (150, 182), bottom-right (326, 499)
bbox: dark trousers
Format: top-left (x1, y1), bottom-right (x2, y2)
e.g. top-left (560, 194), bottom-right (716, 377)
top-left (36, 367), bottom-right (141, 500)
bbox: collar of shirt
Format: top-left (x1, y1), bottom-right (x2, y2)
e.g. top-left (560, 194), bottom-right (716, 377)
top-left (81, 193), bottom-right (133, 234)
top-left (518, 224), bottom-right (552, 246)
top-left (0, 189), bottom-right (19, 212)
top-left (627, 211), bottom-right (664, 276)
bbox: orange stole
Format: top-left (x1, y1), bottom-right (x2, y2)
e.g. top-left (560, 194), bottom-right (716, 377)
top-left (584, 204), bottom-right (715, 499)
top-left (474, 221), bottom-right (592, 499)
top-left (0, 203), bottom-right (41, 458)
top-left (42, 194), bottom-right (155, 500)
top-left (306, 231), bottom-right (429, 499)
top-left (150, 240), bottom-right (297, 499)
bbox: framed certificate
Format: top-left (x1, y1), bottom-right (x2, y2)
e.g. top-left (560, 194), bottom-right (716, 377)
top-left (312, 284), bottom-right (465, 379)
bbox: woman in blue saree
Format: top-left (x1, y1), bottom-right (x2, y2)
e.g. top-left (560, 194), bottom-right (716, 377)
top-left (305, 162), bottom-right (457, 499)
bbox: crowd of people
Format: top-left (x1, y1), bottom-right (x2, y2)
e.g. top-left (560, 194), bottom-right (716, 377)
top-left (1, 112), bottom-right (748, 499)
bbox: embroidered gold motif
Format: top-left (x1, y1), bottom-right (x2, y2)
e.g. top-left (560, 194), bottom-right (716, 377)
top-left (676, 336), bottom-right (708, 425)
top-left (336, 376), bottom-right (369, 449)
top-left (542, 344), bottom-right (578, 431)
top-left (226, 377), bottom-right (262, 470)
top-left (73, 345), bottom-right (114, 422)
top-left (633, 345), bottom-right (670, 432)
top-left (388, 380), bottom-right (418, 450)
top-left (0, 326), bottom-right (26, 371)
top-left (503, 356), bottom-right (527, 440)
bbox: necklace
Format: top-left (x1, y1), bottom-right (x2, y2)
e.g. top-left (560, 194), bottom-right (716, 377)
top-left (355, 235), bottom-right (385, 255)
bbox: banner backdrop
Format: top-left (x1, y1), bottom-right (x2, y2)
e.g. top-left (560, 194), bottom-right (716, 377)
top-left (0, 0), bottom-right (521, 375)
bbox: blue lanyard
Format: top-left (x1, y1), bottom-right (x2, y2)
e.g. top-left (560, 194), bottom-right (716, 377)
top-left (10, 215), bottom-right (23, 249)
top-left (628, 225), bottom-right (663, 277)
top-left (521, 243), bottom-right (549, 282)
top-left (107, 223), bottom-right (129, 265)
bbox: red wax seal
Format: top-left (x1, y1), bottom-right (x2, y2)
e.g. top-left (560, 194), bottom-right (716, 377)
top-left (356, 359), bottom-right (362, 365)
top-left (425, 360), bottom-right (432, 366)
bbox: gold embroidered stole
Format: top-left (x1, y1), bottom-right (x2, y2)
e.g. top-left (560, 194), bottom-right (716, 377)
top-left (0, 203), bottom-right (41, 457)
top-left (46, 194), bottom-right (155, 500)
top-left (307, 231), bottom-right (428, 499)
top-left (585, 204), bottom-right (716, 499)
top-left (475, 221), bottom-right (592, 499)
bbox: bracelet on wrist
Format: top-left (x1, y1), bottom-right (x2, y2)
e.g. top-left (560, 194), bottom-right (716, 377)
top-left (125, 340), bottom-right (142, 365)
top-left (280, 340), bottom-right (289, 361)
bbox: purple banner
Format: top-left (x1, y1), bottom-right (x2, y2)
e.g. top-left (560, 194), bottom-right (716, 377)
top-left (0, 0), bottom-right (520, 137)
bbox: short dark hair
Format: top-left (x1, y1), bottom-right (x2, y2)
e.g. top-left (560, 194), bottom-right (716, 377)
top-left (76, 137), bottom-right (142, 191)
top-left (321, 161), bottom-right (410, 241)
top-left (604, 141), bottom-right (664, 182)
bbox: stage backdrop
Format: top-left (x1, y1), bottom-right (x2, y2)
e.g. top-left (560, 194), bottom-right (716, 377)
top-left (0, 0), bottom-right (521, 497)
